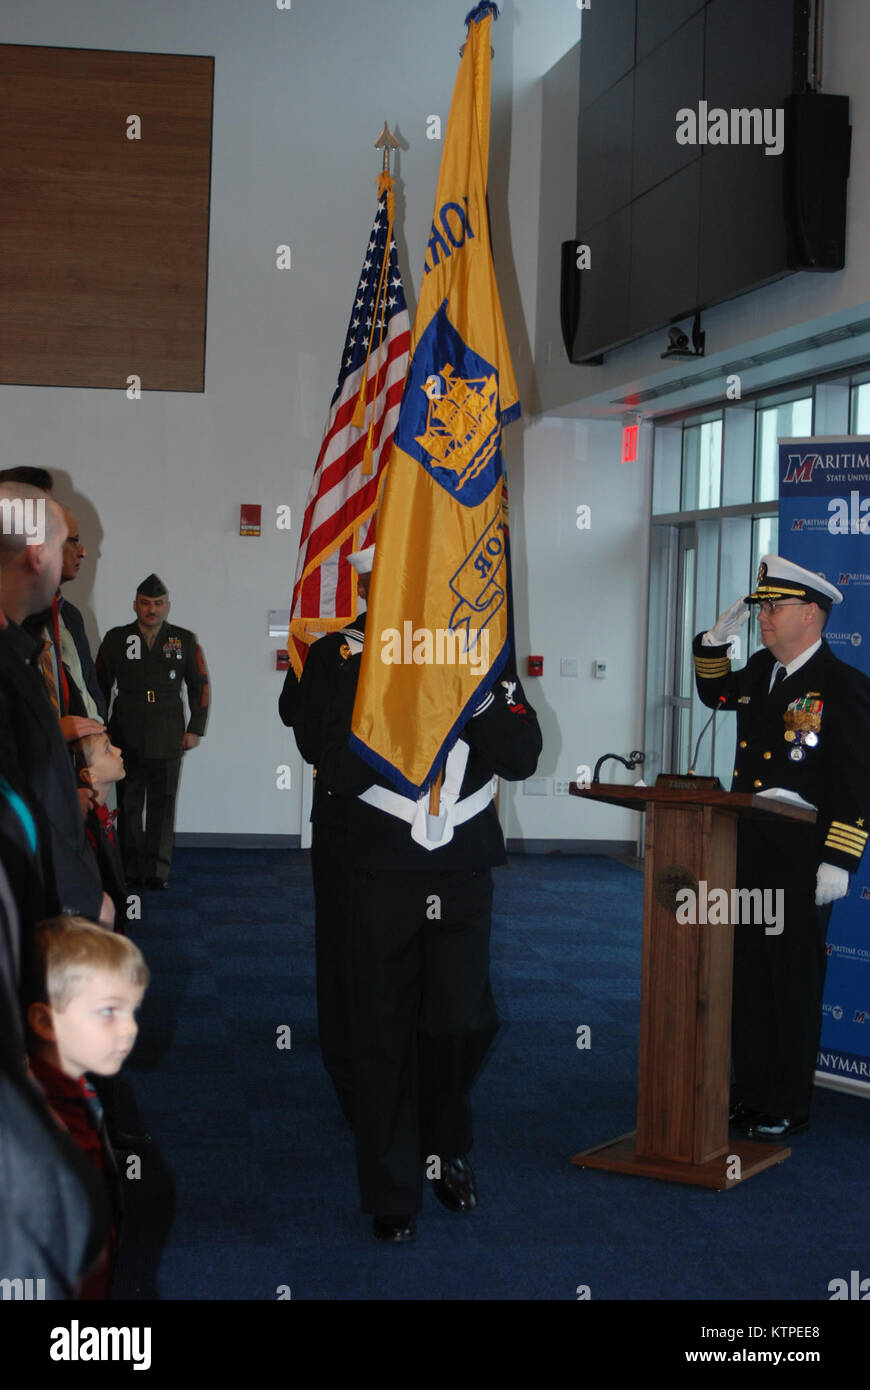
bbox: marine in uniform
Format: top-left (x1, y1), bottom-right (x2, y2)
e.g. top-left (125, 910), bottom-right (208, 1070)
top-left (312, 547), bottom-right (542, 1240)
top-left (694, 555), bottom-right (870, 1140)
top-left (96, 575), bottom-right (209, 890)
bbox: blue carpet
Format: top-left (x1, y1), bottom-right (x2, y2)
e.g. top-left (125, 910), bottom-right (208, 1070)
top-left (113, 848), bottom-right (869, 1302)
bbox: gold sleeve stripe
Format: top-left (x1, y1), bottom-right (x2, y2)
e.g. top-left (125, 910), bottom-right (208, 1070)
top-left (824, 836), bottom-right (865, 858)
top-left (829, 821), bottom-right (868, 842)
top-left (693, 656), bottom-right (731, 677)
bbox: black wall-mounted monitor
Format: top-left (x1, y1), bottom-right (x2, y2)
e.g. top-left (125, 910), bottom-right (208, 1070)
top-left (565, 0), bottom-right (849, 365)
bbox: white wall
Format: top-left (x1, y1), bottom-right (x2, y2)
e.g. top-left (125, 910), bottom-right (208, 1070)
top-left (0, 2), bottom-right (676, 851)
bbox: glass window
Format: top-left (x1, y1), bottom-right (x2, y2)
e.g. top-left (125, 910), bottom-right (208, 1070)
top-left (755, 397), bottom-right (812, 501)
top-left (751, 514), bottom-right (778, 583)
top-left (681, 418), bottom-right (722, 511)
top-left (721, 405), bottom-right (755, 508)
top-left (652, 423), bottom-right (682, 515)
top-left (718, 516), bottom-right (753, 668)
top-left (850, 380), bottom-right (870, 433)
top-left (675, 539), bottom-right (696, 775)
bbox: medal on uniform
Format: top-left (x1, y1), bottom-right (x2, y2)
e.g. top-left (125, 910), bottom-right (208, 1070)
top-left (783, 695), bottom-right (822, 751)
top-left (170, 669), bottom-right (177, 680)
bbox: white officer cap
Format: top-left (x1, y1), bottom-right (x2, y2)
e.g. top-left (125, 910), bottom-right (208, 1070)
top-left (745, 554), bottom-right (843, 611)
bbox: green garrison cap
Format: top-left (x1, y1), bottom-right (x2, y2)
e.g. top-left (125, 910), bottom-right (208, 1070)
top-left (137, 573), bottom-right (168, 598)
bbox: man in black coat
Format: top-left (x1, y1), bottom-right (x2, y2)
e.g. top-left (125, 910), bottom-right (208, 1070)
top-left (694, 554), bottom-right (870, 1141)
top-left (280, 613), bottom-right (361, 1128)
top-left (20, 500), bottom-right (105, 725)
top-left (310, 547), bottom-right (542, 1240)
top-left (57, 505), bottom-right (106, 723)
top-left (0, 483), bottom-right (110, 927)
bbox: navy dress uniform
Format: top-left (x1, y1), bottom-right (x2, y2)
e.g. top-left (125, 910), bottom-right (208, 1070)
top-left (316, 612), bottom-right (542, 1239)
top-left (694, 556), bottom-right (870, 1138)
top-left (96, 575), bottom-right (209, 888)
top-left (279, 618), bottom-right (364, 1127)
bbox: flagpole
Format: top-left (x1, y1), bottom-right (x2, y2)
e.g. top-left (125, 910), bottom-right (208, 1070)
top-left (351, 123), bottom-right (401, 475)
top-left (287, 134), bottom-right (411, 677)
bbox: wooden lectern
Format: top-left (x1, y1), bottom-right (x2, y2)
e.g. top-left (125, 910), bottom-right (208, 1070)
top-left (569, 777), bottom-right (816, 1189)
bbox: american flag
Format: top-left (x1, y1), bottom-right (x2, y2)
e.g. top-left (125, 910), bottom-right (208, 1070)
top-left (288, 173), bottom-right (410, 674)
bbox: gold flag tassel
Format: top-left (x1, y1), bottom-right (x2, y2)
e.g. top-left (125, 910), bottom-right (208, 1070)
top-left (427, 769), bottom-right (444, 831)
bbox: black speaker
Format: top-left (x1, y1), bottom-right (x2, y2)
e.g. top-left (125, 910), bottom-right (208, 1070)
top-left (784, 92), bottom-right (851, 271)
top-left (560, 240), bottom-right (603, 365)
top-left (560, 240), bottom-right (580, 360)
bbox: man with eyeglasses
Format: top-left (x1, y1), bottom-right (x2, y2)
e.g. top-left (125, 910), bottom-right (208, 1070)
top-left (693, 555), bottom-right (870, 1142)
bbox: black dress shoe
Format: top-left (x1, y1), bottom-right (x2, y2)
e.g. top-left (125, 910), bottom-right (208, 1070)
top-left (747, 1114), bottom-right (810, 1142)
top-left (432, 1156), bottom-right (477, 1212)
top-left (372, 1214), bottom-right (415, 1242)
top-left (728, 1100), bottom-right (763, 1131)
top-left (110, 1127), bottom-right (153, 1148)
top-left (144, 877), bottom-right (168, 891)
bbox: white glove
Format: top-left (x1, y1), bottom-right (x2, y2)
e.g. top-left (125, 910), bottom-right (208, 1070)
top-left (704, 598), bottom-right (749, 647)
top-left (815, 862), bottom-right (849, 907)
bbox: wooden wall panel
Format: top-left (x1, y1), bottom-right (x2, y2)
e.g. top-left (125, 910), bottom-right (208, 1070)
top-left (0, 45), bottom-right (213, 391)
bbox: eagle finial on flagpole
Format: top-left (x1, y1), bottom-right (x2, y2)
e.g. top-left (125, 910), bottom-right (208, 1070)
top-left (374, 121), bottom-right (399, 176)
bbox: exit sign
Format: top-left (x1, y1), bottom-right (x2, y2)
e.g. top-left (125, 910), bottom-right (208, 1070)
top-left (621, 425), bottom-right (638, 463)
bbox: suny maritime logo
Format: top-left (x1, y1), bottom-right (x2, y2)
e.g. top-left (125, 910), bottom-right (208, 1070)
top-left (396, 302), bottom-right (504, 509)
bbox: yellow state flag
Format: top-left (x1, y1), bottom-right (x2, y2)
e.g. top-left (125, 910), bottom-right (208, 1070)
top-left (350, 2), bottom-right (519, 796)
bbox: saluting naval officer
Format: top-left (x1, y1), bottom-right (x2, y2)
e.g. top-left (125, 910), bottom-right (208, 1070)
top-left (694, 555), bottom-right (870, 1141)
top-left (96, 575), bottom-right (209, 890)
top-left (314, 546), bottom-right (542, 1241)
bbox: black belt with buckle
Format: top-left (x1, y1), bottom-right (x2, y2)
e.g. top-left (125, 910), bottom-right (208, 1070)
top-left (146, 690), bottom-right (156, 703)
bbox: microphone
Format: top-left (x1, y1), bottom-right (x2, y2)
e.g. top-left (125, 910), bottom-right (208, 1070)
top-left (688, 696), bottom-right (727, 776)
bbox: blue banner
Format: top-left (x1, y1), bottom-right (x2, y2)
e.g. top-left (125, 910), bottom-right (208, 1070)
top-left (779, 436), bottom-right (870, 1093)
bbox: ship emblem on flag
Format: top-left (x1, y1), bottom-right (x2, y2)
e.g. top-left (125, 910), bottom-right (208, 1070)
top-left (417, 362), bottom-right (499, 489)
top-left (397, 302), bottom-right (504, 506)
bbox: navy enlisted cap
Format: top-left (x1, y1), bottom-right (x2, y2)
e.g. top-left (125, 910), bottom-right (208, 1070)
top-left (745, 554), bottom-right (843, 613)
top-left (348, 545), bottom-right (375, 576)
top-left (137, 573), bottom-right (168, 597)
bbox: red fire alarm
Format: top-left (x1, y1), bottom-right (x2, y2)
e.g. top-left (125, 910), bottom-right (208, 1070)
top-left (527, 655), bottom-right (543, 677)
top-left (621, 425), bottom-right (638, 464)
top-left (276, 650), bottom-right (290, 671)
top-left (240, 504), bottom-right (262, 536)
